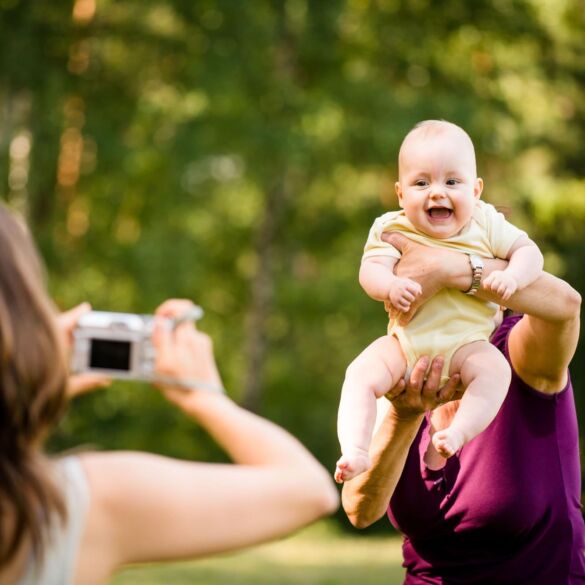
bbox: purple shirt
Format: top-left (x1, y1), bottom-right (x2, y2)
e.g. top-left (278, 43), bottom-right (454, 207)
top-left (388, 315), bottom-right (585, 584)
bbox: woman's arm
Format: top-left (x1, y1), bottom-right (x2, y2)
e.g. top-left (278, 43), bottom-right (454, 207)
top-left (383, 233), bottom-right (582, 392)
top-left (79, 300), bottom-right (339, 573)
top-left (341, 357), bottom-right (460, 528)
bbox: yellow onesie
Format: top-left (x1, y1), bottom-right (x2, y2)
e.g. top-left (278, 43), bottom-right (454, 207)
top-left (363, 200), bottom-right (526, 382)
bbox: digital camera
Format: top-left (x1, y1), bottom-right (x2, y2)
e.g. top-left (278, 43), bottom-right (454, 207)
top-left (70, 308), bottom-right (203, 381)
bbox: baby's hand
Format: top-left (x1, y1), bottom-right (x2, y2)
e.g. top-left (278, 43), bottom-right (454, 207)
top-left (389, 278), bottom-right (422, 313)
top-left (482, 270), bottom-right (518, 301)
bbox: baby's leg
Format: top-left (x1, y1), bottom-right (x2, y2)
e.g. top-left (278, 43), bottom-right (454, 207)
top-left (335, 335), bottom-right (406, 483)
top-left (432, 341), bottom-right (511, 458)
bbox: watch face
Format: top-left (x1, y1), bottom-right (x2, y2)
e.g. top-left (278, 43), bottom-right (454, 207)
top-left (471, 255), bottom-right (484, 269)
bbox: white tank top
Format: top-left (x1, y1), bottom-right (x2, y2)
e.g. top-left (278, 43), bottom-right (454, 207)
top-left (17, 457), bottom-right (90, 585)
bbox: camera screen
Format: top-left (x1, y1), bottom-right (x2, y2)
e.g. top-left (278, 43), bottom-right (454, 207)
top-left (89, 339), bottom-right (131, 371)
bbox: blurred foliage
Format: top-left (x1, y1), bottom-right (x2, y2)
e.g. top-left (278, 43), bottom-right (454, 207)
top-left (0, 0), bottom-right (584, 494)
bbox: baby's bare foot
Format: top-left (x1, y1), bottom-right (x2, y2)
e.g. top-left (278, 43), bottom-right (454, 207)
top-left (334, 452), bottom-right (371, 483)
top-left (432, 428), bottom-right (465, 459)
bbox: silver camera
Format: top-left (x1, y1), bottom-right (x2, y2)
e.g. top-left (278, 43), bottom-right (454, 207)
top-left (70, 308), bottom-right (203, 381)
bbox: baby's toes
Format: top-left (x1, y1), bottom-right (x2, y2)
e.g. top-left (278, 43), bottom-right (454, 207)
top-left (432, 433), bottom-right (454, 458)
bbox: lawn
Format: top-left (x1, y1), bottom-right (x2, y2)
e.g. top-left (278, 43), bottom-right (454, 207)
top-left (111, 520), bottom-right (406, 585)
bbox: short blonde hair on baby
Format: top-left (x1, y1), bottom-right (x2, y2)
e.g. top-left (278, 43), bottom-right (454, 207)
top-left (399, 120), bottom-right (477, 176)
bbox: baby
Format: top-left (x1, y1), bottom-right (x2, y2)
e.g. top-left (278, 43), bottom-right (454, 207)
top-left (335, 120), bottom-right (543, 483)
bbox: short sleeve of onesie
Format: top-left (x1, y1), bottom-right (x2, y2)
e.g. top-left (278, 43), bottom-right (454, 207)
top-left (362, 211), bottom-right (402, 260)
top-left (477, 202), bottom-right (527, 259)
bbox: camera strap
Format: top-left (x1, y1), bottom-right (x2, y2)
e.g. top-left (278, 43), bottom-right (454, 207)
top-left (151, 374), bottom-right (225, 394)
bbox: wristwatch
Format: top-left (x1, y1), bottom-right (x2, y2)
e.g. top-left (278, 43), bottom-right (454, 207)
top-left (464, 254), bottom-right (484, 296)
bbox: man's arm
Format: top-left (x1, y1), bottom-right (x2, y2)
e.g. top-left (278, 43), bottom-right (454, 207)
top-left (507, 275), bottom-right (580, 393)
top-left (342, 357), bottom-right (460, 528)
top-left (383, 232), bottom-right (581, 392)
top-left (435, 254), bottom-right (581, 389)
top-left (347, 233), bottom-right (581, 530)
top-left (383, 232), bottom-right (579, 324)
top-left (342, 404), bottom-right (422, 528)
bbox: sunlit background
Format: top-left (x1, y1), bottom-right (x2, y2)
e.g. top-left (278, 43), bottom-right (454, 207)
top-left (1, 1), bottom-right (584, 582)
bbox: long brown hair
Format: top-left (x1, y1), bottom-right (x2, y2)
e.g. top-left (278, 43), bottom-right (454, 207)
top-left (0, 204), bottom-right (69, 567)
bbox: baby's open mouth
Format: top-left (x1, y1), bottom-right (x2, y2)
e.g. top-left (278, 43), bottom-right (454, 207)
top-left (427, 207), bottom-right (453, 219)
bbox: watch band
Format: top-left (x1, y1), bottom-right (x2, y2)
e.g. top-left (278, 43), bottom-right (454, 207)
top-left (464, 254), bottom-right (484, 296)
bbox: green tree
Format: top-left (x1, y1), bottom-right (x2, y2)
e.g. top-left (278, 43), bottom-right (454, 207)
top-left (0, 0), bottom-right (583, 485)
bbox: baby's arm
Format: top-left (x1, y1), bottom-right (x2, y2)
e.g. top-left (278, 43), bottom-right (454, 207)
top-left (483, 236), bottom-right (543, 301)
top-left (360, 256), bottom-right (422, 312)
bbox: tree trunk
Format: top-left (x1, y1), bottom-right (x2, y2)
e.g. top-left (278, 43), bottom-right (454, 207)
top-left (241, 2), bottom-right (297, 411)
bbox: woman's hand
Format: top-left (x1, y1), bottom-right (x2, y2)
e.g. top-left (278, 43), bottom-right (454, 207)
top-left (57, 302), bottom-right (112, 398)
top-left (380, 233), bottom-right (470, 325)
top-left (385, 355), bottom-right (462, 419)
top-left (153, 299), bottom-right (225, 413)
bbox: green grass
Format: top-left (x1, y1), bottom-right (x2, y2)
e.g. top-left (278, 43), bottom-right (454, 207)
top-left (110, 520), bottom-right (406, 585)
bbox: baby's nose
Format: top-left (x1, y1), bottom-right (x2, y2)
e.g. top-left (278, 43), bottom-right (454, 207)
top-left (429, 186), bottom-right (447, 199)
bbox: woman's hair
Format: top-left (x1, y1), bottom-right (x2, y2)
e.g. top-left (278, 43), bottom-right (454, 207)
top-left (0, 204), bottom-right (69, 568)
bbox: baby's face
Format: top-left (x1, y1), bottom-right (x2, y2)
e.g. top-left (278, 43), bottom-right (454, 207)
top-left (395, 128), bottom-right (483, 239)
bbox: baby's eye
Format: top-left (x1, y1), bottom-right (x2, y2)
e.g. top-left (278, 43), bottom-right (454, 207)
top-left (446, 178), bottom-right (459, 186)
top-left (414, 180), bottom-right (428, 187)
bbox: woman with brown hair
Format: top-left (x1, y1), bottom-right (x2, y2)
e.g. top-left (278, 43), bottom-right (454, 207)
top-left (0, 203), bottom-right (338, 585)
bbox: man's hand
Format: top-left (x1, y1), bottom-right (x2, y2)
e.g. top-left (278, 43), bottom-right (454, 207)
top-left (384, 355), bottom-right (462, 419)
top-left (380, 233), bottom-right (461, 325)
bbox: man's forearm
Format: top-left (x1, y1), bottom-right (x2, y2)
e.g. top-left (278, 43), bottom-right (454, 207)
top-left (341, 406), bottom-right (423, 528)
top-left (480, 264), bottom-right (578, 323)
top-left (439, 253), bottom-right (577, 323)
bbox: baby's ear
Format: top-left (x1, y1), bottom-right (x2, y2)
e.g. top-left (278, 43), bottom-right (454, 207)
top-left (395, 182), bottom-right (404, 208)
top-left (474, 177), bottom-right (484, 199)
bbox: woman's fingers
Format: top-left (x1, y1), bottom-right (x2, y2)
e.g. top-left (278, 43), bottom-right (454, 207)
top-left (67, 373), bottom-right (112, 398)
top-left (152, 316), bottom-right (176, 374)
top-left (58, 302), bottom-right (92, 340)
top-left (155, 298), bottom-right (196, 319)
